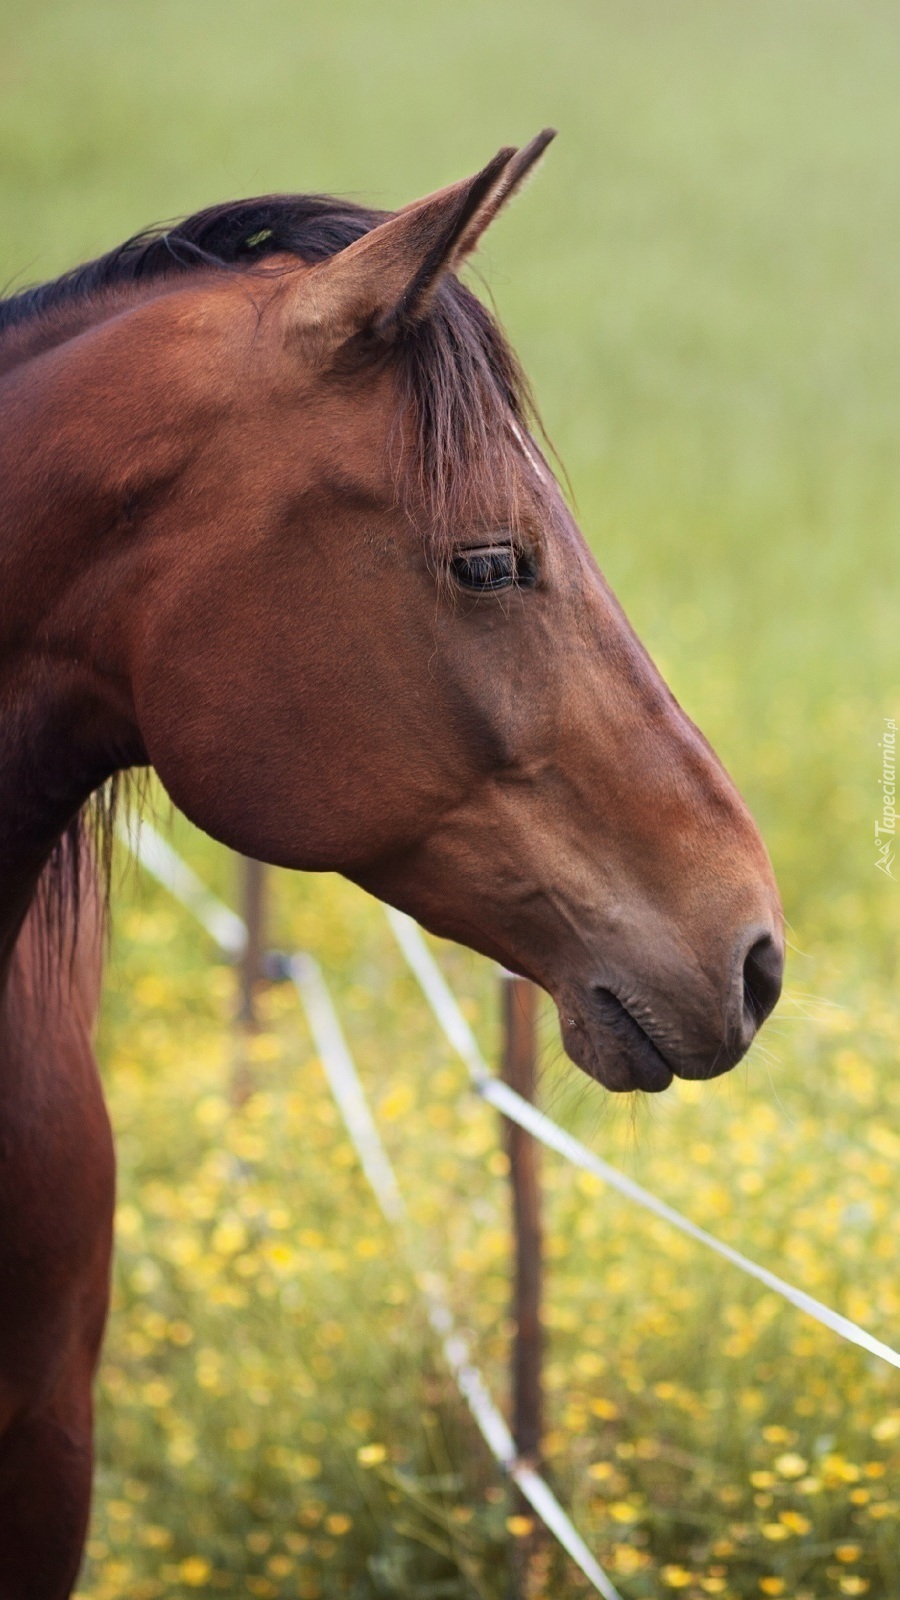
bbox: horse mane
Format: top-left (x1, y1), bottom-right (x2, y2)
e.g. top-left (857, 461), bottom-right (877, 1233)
top-left (0, 192), bottom-right (539, 534)
top-left (1, 192), bottom-right (543, 949)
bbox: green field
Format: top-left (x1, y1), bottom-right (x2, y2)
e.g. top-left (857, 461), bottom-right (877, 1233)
top-left (2, 1), bottom-right (899, 1596)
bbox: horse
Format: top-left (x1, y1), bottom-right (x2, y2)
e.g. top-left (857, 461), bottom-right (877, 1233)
top-left (0, 131), bottom-right (783, 1596)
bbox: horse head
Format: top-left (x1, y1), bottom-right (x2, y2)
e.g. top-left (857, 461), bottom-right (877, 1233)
top-left (2, 135), bottom-right (783, 1090)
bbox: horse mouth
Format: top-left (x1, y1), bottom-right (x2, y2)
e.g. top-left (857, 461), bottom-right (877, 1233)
top-left (561, 986), bottom-right (675, 1094)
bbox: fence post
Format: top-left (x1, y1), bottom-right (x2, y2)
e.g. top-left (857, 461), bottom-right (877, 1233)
top-left (500, 973), bottom-right (543, 1467)
top-left (237, 856), bottom-right (266, 1026)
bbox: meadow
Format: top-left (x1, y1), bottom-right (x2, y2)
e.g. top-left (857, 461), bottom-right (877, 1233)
top-left (1, 1), bottom-right (898, 1595)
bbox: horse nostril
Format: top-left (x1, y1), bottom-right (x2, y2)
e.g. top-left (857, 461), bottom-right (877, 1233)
top-left (742, 933), bottom-right (783, 1031)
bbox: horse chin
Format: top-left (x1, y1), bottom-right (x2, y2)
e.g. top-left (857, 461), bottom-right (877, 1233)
top-left (558, 993), bottom-right (674, 1095)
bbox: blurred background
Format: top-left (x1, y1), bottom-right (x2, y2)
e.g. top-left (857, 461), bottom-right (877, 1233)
top-left (3, 2), bottom-right (899, 1596)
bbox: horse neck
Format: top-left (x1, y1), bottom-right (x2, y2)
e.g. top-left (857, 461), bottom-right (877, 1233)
top-left (0, 314), bottom-right (159, 981)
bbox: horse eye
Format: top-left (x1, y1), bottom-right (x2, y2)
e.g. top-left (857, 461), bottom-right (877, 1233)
top-left (450, 545), bottom-right (532, 593)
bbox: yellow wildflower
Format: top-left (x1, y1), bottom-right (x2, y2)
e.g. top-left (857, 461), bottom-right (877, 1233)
top-left (612, 1545), bottom-right (647, 1574)
top-left (608, 1501), bottom-right (640, 1523)
top-left (211, 1217), bottom-right (246, 1255)
top-left (178, 1557), bottom-right (211, 1587)
top-left (140, 1379), bottom-right (172, 1408)
top-left (779, 1510), bottom-right (811, 1534)
top-left (138, 1525), bottom-right (172, 1549)
top-left (266, 1555), bottom-right (294, 1577)
top-left (325, 1513), bottom-right (352, 1535)
top-left (357, 1443), bottom-right (387, 1465)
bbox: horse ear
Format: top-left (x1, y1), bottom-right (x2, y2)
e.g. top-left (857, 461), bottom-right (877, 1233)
top-left (290, 130), bottom-right (555, 351)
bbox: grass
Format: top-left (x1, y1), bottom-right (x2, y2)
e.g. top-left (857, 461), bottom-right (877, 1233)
top-left (1, 0), bottom-right (898, 1594)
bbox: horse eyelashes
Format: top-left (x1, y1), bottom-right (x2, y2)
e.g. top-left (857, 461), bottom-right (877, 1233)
top-left (450, 546), bottom-right (533, 592)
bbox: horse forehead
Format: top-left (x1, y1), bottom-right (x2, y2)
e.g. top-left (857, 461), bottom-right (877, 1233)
top-left (164, 277), bottom-right (546, 526)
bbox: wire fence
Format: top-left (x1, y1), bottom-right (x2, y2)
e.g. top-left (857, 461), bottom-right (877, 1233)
top-left (292, 951), bottom-right (621, 1598)
top-left (119, 815), bottom-right (900, 1593)
top-left (384, 907), bottom-right (900, 1374)
top-left (120, 816), bottom-right (623, 1593)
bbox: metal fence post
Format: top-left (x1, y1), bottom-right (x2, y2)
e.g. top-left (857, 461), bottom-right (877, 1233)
top-left (500, 973), bottom-right (543, 1466)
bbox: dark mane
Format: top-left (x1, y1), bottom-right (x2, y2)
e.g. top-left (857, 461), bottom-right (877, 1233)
top-left (3, 193), bottom-right (544, 945)
top-left (1, 193), bottom-right (540, 537)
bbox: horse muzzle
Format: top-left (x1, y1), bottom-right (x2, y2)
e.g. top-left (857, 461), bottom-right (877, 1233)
top-left (557, 925), bottom-right (784, 1095)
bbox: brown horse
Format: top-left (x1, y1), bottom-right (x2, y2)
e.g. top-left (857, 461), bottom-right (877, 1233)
top-left (0, 133), bottom-right (783, 1596)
